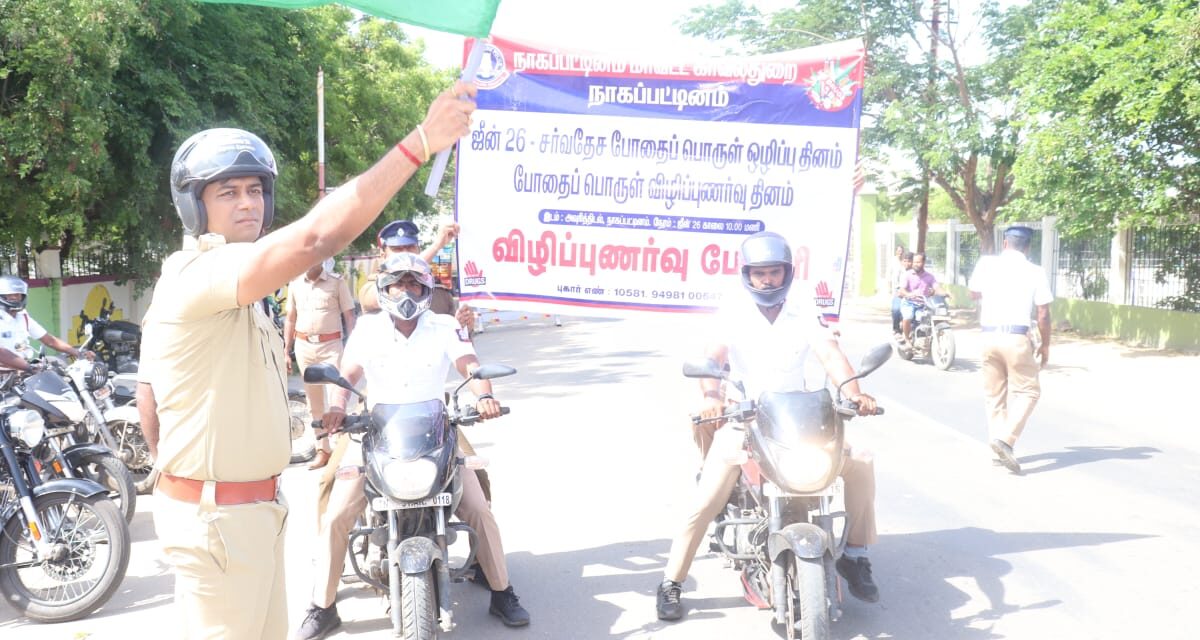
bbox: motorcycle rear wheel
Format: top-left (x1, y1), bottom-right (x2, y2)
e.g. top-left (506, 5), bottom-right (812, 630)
top-left (76, 454), bottom-right (136, 524)
top-left (0, 493), bottom-right (130, 622)
top-left (401, 569), bottom-right (437, 640)
top-left (932, 329), bottom-right (956, 371)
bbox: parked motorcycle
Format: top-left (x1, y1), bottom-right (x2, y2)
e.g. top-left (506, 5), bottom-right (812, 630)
top-left (893, 294), bottom-right (955, 370)
top-left (682, 344), bottom-right (890, 640)
top-left (76, 301), bottom-right (140, 374)
top-left (11, 358), bottom-right (138, 523)
top-left (303, 361), bottom-right (514, 640)
top-left (0, 370), bottom-right (131, 622)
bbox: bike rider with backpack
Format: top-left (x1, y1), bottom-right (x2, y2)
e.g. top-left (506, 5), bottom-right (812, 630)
top-left (295, 253), bottom-right (530, 639)
top-left (655, 231), bottom-right (882, 621)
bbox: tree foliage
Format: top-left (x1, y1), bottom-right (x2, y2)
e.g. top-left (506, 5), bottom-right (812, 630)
top-left (1010, 0), bottom-right (1200, 236)
top-left (1, 0), bottom-right (449, 280)
top-left (679, 0), bottom-right (1031, 252)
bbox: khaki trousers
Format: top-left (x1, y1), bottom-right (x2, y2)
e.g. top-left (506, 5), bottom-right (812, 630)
top-left (294, 339), bottom-right (344, 428)
top-left (665, 422), bottom-right (877, 583)
top-left (980, 333), bottom-right (1041, 443)
top-left (153, 491), bottom-right (289, 640)
top-left (312, 441), bottom-right (507, 607)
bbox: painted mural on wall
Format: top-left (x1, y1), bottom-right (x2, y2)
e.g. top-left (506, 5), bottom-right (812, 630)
top-left (70, 284), bottom-right (128, 345)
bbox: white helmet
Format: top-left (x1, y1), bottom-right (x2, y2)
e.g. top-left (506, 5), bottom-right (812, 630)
top-left (376, 253), bottom-right (433, 321)
top-left (0, 275), bottom-right (29, 313)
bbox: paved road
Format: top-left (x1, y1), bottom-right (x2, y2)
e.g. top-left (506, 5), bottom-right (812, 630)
top-left (3, 300), bottom-right (1197, 639)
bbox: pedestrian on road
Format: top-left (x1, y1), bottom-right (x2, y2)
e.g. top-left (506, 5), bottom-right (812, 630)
top-left (295, 254), bottom-right (529, 639)
top-left (284, 257), bottom-right (356, 471)
top-left (655, 231), bottom-right (881, 622)
top-left (968, 226), bottom-right (1053, 473)
top-left (135, 81), bottom-right (476, 640)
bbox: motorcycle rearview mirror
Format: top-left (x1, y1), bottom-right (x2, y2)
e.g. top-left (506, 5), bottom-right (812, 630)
top-left (471, 363), bottom-right (517, 380)
top-left (857, 343), bottom-right (893, 377)
top-left (83, 324), bottom-right (93, 337)
top-left (681, 359), bottom-right (724, 379)
top-left (302, 363), bottom-right (361, 396)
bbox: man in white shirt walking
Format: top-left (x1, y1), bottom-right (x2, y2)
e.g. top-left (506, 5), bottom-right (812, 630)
top-left (968, 226), bottom-right (1053, 473)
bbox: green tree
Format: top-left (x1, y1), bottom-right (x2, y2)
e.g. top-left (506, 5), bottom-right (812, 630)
top-left (1010, 0), bottom-right (1200, 235)
top-left (680, 0), bottom-right (1033, 253)
top-left (1, 0), bottom-right (450, 281)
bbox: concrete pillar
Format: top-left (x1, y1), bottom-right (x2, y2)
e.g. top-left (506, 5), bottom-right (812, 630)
top-left (1041, 216), bottom-right (1057, 287)
top-left (1109, 225), bottom-right (1131, 305)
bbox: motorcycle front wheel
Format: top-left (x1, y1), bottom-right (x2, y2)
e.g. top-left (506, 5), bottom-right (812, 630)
top-left (932, 329), bottom-right (956, 371)
top-left (400, 569), bottom-right (438, 640)
top-left (75, 454), bottom-right (136, 524)
top-left (794, 555), bottom-right (830, 640)
top-left (0, 493), bottom-right (130, 622)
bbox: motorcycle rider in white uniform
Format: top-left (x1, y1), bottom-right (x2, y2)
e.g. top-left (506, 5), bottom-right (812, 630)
top-left (0, 274), bottom-right (89, 373)
top-left (295, 253), bottom-right (530, 640)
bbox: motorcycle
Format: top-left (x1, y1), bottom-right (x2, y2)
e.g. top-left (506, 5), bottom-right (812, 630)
top-left (303, 361), bottom-right (514, 640)
top-left (0, 370), bottom-right (131, 622)
top-left (76, 300), bottom-right (140, 375)
top-left (682, 344), bottom-right (890, 640)
top-left (286, 384), bottom-right (317, 465)
top-left (9, 358), bottom-right (138, 524)
top-left (893, 294), bottom-right (955, 370)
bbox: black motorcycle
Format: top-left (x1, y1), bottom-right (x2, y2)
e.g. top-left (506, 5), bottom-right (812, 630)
top-left (76, 300), bottom-right (140, 375)
top-left (683, 344), bottom-right (890, 640)
top-left (303, 362), bottom-right (513, 640)
top-left (0, 372), bottom-right (131, 622)
top-left (7, 359), bottom-right (138, 524)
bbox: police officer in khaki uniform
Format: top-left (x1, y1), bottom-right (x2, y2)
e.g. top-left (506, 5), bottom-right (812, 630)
top-left (284, 258), bottom-right (356, 469)
top-left (968, 226), bottom-right (1053, 473)
top-left (135, 82), bottom-right (476, 640)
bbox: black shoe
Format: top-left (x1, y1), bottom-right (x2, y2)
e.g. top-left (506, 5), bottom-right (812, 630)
top-left (295, 603), bottom-right (341, 640)
top-left (990, 439), bottom-right (1022, 473)
top-left (468, 562), bottom-right (488, 588)
top-left (490, 586), bottom-right (531, 627)
top-left (656, 579), bottom-right (684, 621)
top-left (836, 555), bottom-right (880, 603)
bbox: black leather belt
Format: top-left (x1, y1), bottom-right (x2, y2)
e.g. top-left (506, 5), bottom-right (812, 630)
top-left (982, 325), bottom-right (1029, 334)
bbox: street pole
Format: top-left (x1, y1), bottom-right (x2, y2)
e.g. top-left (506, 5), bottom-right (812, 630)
top-left (918, 0), bottom-right (940, 254)
top-left (317, 67), bottom-right (326, 201)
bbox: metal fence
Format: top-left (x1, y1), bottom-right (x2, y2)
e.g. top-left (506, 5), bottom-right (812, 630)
top-left (1054, 232), bottom-right (1113, 301)
top-left (1127, 224), bottom-right (1200, 312)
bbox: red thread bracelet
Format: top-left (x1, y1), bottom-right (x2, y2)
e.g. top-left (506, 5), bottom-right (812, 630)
top-left (396, 142), bottom-right (423, 167)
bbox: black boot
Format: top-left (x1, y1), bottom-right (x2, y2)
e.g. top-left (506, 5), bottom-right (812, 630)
top-left (490, 585), bottom-right (531, 627)
top-left (656, 579), bottom-right (684, 621)
top-left (835, 555), bottom-right (880, 603)
top-left (295, 603), bottom-right (341, 640)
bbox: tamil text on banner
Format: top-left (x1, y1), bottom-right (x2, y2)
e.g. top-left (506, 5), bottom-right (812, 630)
top-left (455, 37), bottom-right (865, 318)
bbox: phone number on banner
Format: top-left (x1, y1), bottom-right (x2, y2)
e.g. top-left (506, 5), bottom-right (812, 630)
top-left (557, 285), bottom-right (723, 302)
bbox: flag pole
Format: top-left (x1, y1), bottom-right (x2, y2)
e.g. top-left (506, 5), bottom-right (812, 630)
top-left (424, 37), bottom-right (487, 197)
top-left (317, 66), bottom-right (326, 200)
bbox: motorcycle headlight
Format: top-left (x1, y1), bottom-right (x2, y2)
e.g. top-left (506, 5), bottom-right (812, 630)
top-left (85, 361), bottom-right (109, 391)
top-left (773, 442), bottom-right (835, 491)
top-left (381, 458), bottom-right (438, 500)
top-left (8, 409), bottom-right (46, 446)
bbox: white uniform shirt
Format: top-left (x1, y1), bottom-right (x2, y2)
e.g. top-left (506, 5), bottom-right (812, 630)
top-left (0, 309), bottom-right (47, 360)
top-left (712, 288), bottom-right (834, 399)
top-left (343, 311), bottom-right (474, 408)
top-left (968, 250), bottom-right (1054, 327)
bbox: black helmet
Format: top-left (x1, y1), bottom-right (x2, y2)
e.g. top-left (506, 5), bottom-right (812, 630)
top-left (170, 128), bottom-right (277, 237)
top-left (739, 231), bottom-right (794, 307)
top-left (0, 275), bottom-right (29, 312)
top-left (376, 253), bottom-right (434, 321)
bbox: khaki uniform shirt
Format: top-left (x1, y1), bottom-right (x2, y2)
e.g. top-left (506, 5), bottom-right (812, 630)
top-left (287, 271), bottom-right (354, 336)
top-left (139, 234), bottom-right (290, 482)
top-left (358, 273), bottom-right (456, 317)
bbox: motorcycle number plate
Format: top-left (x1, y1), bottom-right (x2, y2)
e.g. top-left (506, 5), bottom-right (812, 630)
top-left (372, 492), bottom-right (452, 511)
top-left (93, 386), bottom-right (111, 401)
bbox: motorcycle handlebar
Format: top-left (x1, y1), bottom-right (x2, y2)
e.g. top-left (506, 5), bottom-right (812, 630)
top-left (456, 406), bottom-right (510, 426)
top-left (311, 414), bottom-right (371, 439)
top-left (692, 402), bottom-right (885, 424)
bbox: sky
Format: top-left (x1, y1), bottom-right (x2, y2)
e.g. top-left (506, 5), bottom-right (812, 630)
top-left (403, 0), bottom-right (998, 70)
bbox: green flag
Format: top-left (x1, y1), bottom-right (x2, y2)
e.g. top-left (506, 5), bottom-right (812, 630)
top-left (195, 0), bottom-right (501, 37)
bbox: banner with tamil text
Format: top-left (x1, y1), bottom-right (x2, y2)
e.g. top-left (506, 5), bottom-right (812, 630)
top-left (455, 36), bottom-right (865, 317)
